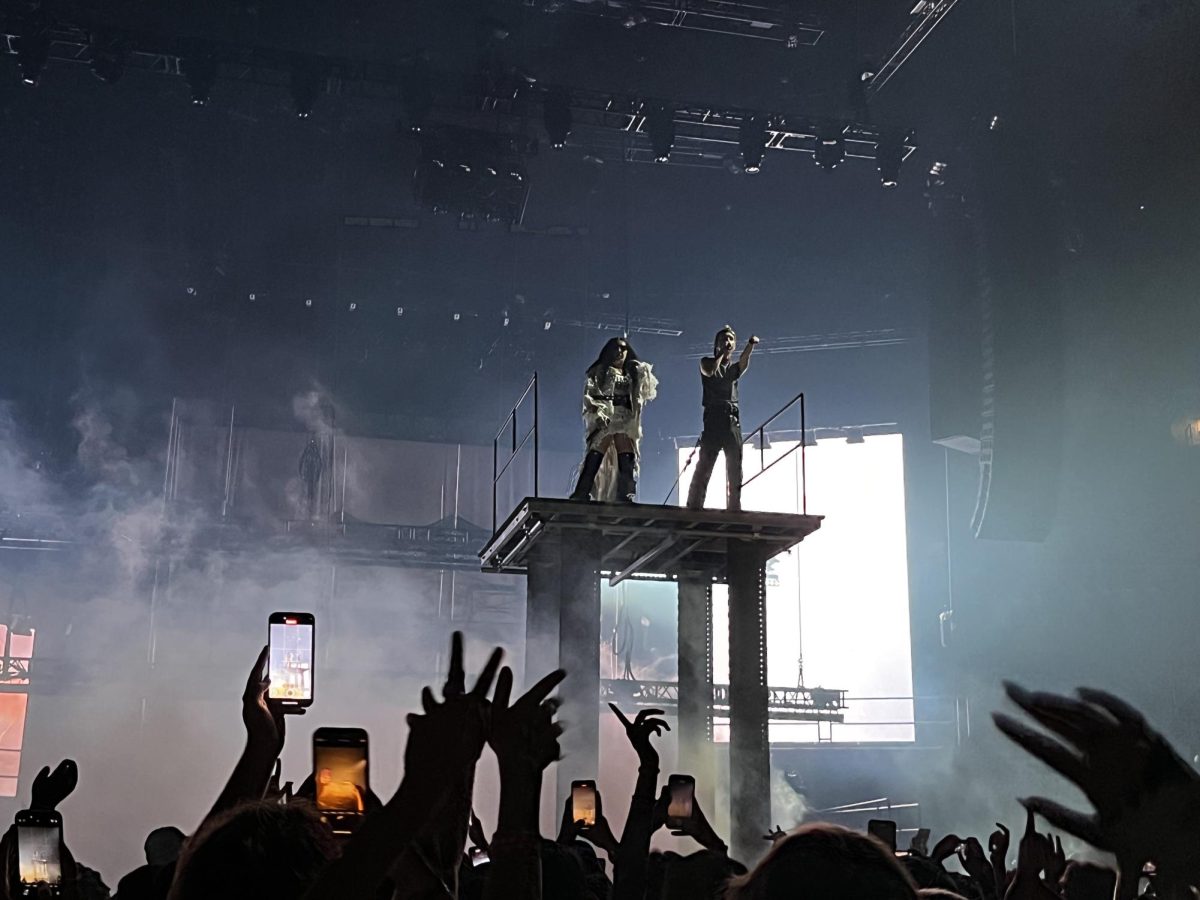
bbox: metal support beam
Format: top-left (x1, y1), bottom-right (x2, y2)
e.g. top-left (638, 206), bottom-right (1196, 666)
top-left (677, 577), bottom-right (714, 804)
top-left (608, 533), bottom-right (678, 587)
top-left (727, 539), bottom-right (770, 865)
top-left (525, 529), bottom-right (601, 807)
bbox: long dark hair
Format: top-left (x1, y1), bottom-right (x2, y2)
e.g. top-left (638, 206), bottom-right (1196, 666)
top-left (586, 336), bottom-right (642, 396)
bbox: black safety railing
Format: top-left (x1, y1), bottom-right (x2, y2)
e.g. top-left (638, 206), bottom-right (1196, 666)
top-left (741, 391), bottom-right (808, 514)
top-left (491, 372), bottom-right (540, 533)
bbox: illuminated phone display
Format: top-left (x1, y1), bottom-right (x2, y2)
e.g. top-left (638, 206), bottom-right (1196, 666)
top-left (17, 822), bottom-right (62, 888)
top-left (268, 613), bottom-right (314, 705)
top-left (315, 745), bottom-right (368, 813)
top-left (570, 780), bottom-right (597, 827)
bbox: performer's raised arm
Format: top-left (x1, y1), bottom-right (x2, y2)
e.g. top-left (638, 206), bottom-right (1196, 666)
top-left (737, 335), bottom-right (760, 373)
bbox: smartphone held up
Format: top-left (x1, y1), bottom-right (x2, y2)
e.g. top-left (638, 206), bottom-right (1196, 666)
top-left (16, 809), bottom-right (63, 897)
top-left (314, 727), bottom-right (369, 834)
top-left (666, 774), bottom-right (695, 829)
top-left (570, 780), bottom-right (597, 827)
top-left (268, 612), bottom-right (315, 709)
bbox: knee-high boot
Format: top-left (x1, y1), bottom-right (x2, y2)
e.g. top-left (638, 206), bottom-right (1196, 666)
top-left (616, 452), bottom-right (637, 502)
top-left (570, 450), bottom-right (605, 501)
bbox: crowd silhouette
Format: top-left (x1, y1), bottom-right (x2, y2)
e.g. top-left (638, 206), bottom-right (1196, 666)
top-left (6, 632), bottom-right (1198, 900)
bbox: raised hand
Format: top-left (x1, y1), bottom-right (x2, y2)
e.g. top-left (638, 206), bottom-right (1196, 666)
top-left (30, 760), bottom-right (78, 811)
top-left (956, 836), bottom-right (995, 896)
top-left (244, 645), bottom-right (293, 757)
top-left (666, 790), bottom-right (727, 855)
top-left (1042, 833), bottom-right (1067, 886)
top-left (989, 822), bottom-right (1011, 896)
top-left (489, 666), bottom-right (566, 776)
top-left (404, 632), bottom-right (503, 779)
top-left (558, 793), bottom-right (619, 856)
top-left (607, 704), bottom-right (670, 768)
top-left (930, 832), bottom-right (965, 866)
top-left (763, 825), bottom-right (787, 843)
top-left (988, 822), bottom-right (1010, 867)
top-left (469, 810), bottom-right (490, 853)
top-left (994, 682), bottom-right (1200, 895)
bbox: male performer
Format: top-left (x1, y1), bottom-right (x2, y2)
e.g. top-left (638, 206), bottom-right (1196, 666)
top-left (686, 326), bottom-right (759, 511)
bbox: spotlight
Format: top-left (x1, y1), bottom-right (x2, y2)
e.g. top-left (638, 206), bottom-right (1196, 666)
top-left (185, 286), bottom-right (197, 296)
top-left (876, 133), bottom-right (906, 188)
top-left (401, 61), bottom-right (432, 133)
top-left (543, 89), bottom-right (572, 149)
top-left (813, 126), bottom-right (845, 172)
top-left (623, 12), bottom-right (648, 28)
top-left (739, 115), bottom-right (768, 174)
top-left (16, 18), bottom-right (51, 86)
top-left (646, 104), bottom-right (675, 163)
top-left (289, 56), bottom-right (327, 118)
top-left (453, 312), bottom-right (461, 321)
top-left (396, 306), bottom-right (404, 317)
top-left (183, 48), bottom-right (217, 106)
top-left (348, 302), bottom-right (357, 311)
top-left (89, 32), bottom-right (127, 85)
top-left (543, 320), bottom-right (552, 330)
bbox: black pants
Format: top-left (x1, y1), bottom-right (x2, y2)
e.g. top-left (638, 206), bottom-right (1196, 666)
top-left (686, 407), bottom-right (743, 511)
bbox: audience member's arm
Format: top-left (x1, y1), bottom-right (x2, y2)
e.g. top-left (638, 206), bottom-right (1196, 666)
top-left (988, 823), bottom-right (1010, 899)
top-left (202, 646), bottom-right (293, 826)
top-left (1000, 810), bottom-right (1059, 900)
top-left (483, 665), bottom-right (567, 900)
top-left (607, 703), bottom-right (670, 900)
top-left (392, 634), bottom-right (491, 900)
top-left (302, 633), bottom-right (503, 900)
top-left (994, 682), bottom-right (1200, 900)
top-left (955, 836), bottom-right (998, 900)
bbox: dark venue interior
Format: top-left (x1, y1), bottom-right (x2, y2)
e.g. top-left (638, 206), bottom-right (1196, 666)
top-left (0, 0), bottom-right (1198, 898)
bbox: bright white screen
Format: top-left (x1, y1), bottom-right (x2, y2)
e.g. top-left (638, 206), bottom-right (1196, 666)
top-left (679, 434), bottom-right (914, 743)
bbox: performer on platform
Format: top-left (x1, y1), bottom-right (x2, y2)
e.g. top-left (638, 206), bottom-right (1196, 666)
top-left (686, 325), bottom-right (759, 511)
top-left (570, 336), bottom-right (658, 502)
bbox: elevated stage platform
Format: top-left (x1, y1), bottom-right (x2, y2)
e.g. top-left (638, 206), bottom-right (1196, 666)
top-left (481, 497), bottom-right (822, 584)
top-left (481, 497), bottom-right (824, 863)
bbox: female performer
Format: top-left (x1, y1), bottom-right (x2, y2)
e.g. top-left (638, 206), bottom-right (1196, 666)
top-left (570, 336), bottom-right (658, 502)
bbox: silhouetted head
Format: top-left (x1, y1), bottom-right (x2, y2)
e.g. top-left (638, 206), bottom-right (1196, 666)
top-left (145, 825), bottom-right (186, 866)
top-left (169, 801), bottom-right (338, 900)
top-left (725, 822), bottom-right (918, 900)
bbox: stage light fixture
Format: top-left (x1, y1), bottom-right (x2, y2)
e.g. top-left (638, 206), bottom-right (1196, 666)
top-left (16, 20), bottom-right (51, 86)
top-left (543, 320), bottom-right (552, 330)
top-left (845, 427), bottom-right (865, 444)
top-left (647, 104), bottom-right (675, 163)
top-left (89, 32), bottom-right (127, 84)
top-left (814, 127), bottom-right (845, 172)
top-left (543, 89), bottom-right (572, 149)
top-left (289, 57), bottom-right (327, 118)
top-left (739, 115), bottom-right (768, 174)
top-left (183, 49), bottom-right (218, 106)
top-left (396, 306), bottom-right (404, 316)
top-left (305, 299), bottom-right (313, 307)
top-left (348, 302), bottom-right (357, 311)
top-left (624, 12), bottom-right (648, 28)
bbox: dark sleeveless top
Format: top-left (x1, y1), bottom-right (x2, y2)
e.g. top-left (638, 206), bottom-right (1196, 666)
top-left (701, 358), bottom-right (741, 408)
